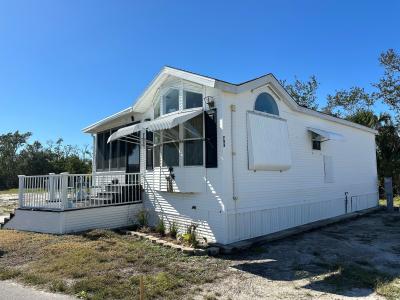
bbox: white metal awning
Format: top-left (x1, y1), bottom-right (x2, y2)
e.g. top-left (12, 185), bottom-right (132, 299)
top-left (307, 127), bottom-right (345, 141)
top-left (107, 108), bottom-right (203, 143)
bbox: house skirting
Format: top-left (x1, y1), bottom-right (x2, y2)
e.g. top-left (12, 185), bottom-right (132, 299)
top-left (4, 203), bottom-right (143, 234)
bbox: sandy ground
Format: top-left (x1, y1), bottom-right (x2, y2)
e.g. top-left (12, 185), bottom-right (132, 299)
top-left (0, 280), bottom-right (74, 300)
top-left (195, 210), bottom-right (400, 300)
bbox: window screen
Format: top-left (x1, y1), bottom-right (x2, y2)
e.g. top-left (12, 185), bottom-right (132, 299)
top-left (184, 140), bottom-right (203, 166)
top-left (163, 89), bottom-right (179, 114)
top-left (184, 91), bottom-right (203, 109)
top-left (163, 142), bottom-right (179, 167)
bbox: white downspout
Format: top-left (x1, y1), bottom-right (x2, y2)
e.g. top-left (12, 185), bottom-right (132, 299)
top-left (230, 104), bottom-right (237, 201)
top-left (230, 104), bottom-right (239, 241)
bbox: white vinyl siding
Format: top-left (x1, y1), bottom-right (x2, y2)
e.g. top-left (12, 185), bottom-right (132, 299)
top-left (323, 155), bottom-right (334, 183)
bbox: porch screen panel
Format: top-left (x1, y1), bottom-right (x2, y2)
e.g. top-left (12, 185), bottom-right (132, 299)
top-left (96, 131), bottom-right (110, 171)
top-left (96, 132), bottom-right (105, 170)
top-left (103, 131), bottom-right (110, 169)
top-left (146, 131), bottom-right (153, 170)
top-left (118, 140), bottom-right (127, 170)
top-left (110, 129), bottom-right (119, 169)
top-left (127, 137), bottom-right (140, 173)
top-left (247, 111), bottom-right (292, 171)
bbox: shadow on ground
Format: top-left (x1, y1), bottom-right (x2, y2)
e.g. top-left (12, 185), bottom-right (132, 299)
top-left (225, 210), bottom-right (400, 298)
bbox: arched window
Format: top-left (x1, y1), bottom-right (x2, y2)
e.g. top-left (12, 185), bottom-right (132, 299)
top-left (254, 92), bottom-right (279, 116)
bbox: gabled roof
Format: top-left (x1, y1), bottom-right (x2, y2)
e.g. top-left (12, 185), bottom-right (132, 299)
top-left (83, 66), bottom-right (377, 135)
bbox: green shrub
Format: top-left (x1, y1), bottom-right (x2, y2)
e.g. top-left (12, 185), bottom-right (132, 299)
top-left (136, 209), bottom-right (149, 227)
top-left (182, 224), bottom-right (198, 248)
top-left (155, 219), bottom-right (166, 236)
top-left (169, 221), bottom-right (178, 238)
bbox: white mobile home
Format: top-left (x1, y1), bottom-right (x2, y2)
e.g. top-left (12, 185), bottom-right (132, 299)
top-left (4, 67), bottom-right (378, 245)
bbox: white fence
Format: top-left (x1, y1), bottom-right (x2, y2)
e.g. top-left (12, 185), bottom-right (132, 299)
top-left (18, 173), bottom-right (142, 210)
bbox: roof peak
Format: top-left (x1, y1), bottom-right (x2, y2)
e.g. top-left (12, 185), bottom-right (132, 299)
top-left (164, 65), bottom-right (273, 86)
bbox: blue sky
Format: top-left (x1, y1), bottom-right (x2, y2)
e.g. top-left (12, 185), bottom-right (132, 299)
top-left (1, 0), bottom-right (399, 147)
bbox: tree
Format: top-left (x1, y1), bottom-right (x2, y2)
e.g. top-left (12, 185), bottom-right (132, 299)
top-left (374, 49), bottom-right (400, 114)
top-left (0, 131), bottom-right (31, 189)
top-left (281, 75), bottom-right (319, 110)
top-left (325, 87), bottom-right (375, 117)
top-left (0, 131), bottom-right (92, 190)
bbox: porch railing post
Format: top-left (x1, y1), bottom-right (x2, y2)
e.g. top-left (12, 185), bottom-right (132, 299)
top-left (61, 172), bottom-right (69, 210)
top-left (18, 175), bottom-right (25, 208)
top-left (48, 173), bottom-right (55, 204)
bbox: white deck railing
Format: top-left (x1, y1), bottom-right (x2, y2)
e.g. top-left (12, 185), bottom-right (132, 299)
top-left (18, 172), bottom-right (142, 211)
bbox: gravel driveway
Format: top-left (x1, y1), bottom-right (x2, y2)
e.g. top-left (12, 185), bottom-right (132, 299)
top-left (195, 210), bottom-right (400, 300)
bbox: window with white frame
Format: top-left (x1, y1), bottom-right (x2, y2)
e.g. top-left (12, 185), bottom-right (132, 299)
top-left (184, 90), bottom-right (203, 109)
top-left (162, 125), bottom-right (180, 167)
top-left (162, 88), bottom-right (180, 114)
top-left (153, 115), bottom-right (205, 168)
top-left (254, 92), bottom-right (279, 116)
top-left (154, 88), bottom-right (203, 119)
top-left (183, 114), bottom-right (204, 166)
top-left (151, 87), bottom-right (206, 167)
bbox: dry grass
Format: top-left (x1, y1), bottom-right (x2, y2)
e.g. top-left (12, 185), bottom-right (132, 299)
top-left (0, 229), bottom-right (227, 299)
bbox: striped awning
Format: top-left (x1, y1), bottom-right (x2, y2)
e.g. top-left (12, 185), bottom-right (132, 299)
top-left (108, 108), bottom-right (203, 143)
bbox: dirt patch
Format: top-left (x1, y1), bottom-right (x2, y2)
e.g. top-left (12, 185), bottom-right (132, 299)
top-left (194, 210), bottom-right (400, 300)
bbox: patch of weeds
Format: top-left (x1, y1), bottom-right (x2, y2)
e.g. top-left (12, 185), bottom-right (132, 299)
top-left (49, 279), bottom-right (68, 293)
top-left (169, 221), bottom-right (178, 238)
top-left (82, 229), bottom-right (116, 241)
top-left (22, 273), bottom-right (49, 286)
top-left (131, 272), bottom-right (183, 299)
top-left (322, 263), bottom-right (393, 292)
top-left (204, 295), bottom-right (218, 300)
top-left (0, 267), bottom-right (20, 280)
top-left (137, 209), bottom-right (149, 227)
top-left (155, 219), bottom-right (166, 236)
top-left (181, 224), bottom-right (199, 248)
top-left (72, 274), bottom-right (135, 300)
top-left (75, 290), bottom-right (89, 299)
